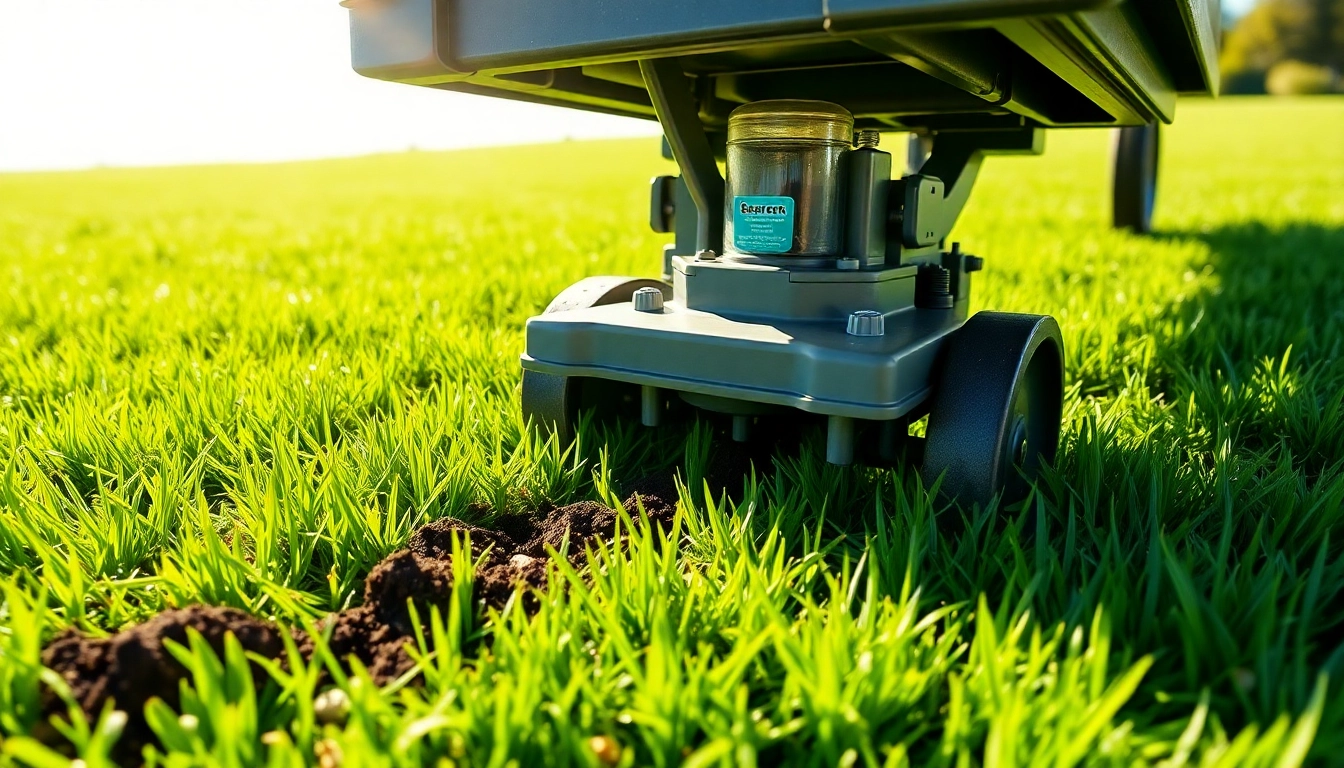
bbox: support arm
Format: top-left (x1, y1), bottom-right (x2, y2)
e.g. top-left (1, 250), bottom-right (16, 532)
top-left (914, 127), bottom-right (1043, 242)
top-left (639, 58), bottom-right (724, 254)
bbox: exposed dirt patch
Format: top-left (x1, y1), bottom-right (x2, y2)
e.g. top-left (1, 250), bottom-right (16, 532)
top-left (524, 500), bottom-right (619, 557)
top-left (40, 605), bottom-right (285, 760)
top-left (621, 473), bottom-right (680, 522)
top-left (406, 517), bottom-right (517, 566)
top-left (38, 490), bottom-right (681, 760)
top-left (320, 603), bottom-right (419, 684)
top-left (326, 491), bottom-right (678, 676)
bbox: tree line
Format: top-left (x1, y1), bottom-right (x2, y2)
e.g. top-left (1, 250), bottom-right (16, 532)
top-left (1221, 0), bottom-right (1344, 93)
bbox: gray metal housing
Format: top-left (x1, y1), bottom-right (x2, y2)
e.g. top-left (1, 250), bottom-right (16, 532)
top-left (344, 0), bottom-right (1219, 134)
top-left (523, 257), bottom-right (965, 421)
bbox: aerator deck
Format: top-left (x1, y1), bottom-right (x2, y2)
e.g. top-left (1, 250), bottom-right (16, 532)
top-left (345, 0), bottom-right (1218, 506)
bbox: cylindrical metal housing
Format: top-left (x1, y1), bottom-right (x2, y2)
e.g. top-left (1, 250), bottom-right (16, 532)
top-left (724, 100), bottom-right (853, 260)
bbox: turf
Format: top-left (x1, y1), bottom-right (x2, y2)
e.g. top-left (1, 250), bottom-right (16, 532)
top-left (0, 96), bottom-right (1342, 766)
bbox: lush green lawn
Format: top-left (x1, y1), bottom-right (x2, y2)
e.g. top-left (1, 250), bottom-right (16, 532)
top-left (1, 97), bottom-right (1342, 766)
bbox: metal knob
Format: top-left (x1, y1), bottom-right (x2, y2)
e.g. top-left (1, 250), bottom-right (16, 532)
top-left (632, 287), bottom-right (665, 312)
top-left (846, 310), bottom-right (885, 336)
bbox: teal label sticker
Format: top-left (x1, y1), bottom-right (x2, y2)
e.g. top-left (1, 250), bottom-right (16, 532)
top-left (732, 195), bottom-right (794, 254)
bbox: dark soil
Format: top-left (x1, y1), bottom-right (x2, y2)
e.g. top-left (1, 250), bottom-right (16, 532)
top-left (38, 488), bottom-right (680, 759)
top-left (325, 490), bottom-right (677, 680)
top-left (621, 473), bottom-right (680, 521)
top-left (40, 605), bottom-right (285, 760)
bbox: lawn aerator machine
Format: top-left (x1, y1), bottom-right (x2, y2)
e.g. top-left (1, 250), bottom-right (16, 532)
top-left (344, 0), bottom-right (1218, 505)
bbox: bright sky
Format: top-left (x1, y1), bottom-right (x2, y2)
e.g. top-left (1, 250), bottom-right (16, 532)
top-left (0, 0), bottom-right (660, 172)
top-left (1, 1), bottom-right (1256, 173)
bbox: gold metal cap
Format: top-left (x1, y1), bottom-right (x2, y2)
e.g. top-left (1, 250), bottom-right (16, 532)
top-left (727, 100), bottom-right (854, 145)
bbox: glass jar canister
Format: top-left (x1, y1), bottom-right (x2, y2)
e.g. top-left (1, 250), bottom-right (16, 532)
top-left (724, 100), bottom-right (854, 260)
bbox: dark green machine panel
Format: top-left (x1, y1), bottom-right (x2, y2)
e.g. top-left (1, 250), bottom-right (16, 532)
top-left (345, 0), bottom-right (1218, 130)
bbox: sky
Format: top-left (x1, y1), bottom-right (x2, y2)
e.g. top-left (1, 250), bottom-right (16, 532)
top-left (0, 1), bottom-right (660, 172)
top-left (0, 0), bottom-right (1255, 173)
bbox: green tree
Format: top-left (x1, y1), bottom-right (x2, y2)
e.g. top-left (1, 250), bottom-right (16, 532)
top-left (1221, 0), bottom-right (1344, 92)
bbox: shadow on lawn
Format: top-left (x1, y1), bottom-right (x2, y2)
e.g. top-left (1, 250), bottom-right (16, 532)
top-left (1149, 221), bottom-right (1344, 474)
top-left (1152, 221), bottom-right (1344, 370)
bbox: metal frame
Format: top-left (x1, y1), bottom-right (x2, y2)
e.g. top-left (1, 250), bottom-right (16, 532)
top-left (345, 0), bottom-right (1218, 132)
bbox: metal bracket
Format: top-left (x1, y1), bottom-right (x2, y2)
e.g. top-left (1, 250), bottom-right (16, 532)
top-left (649, 174), bottom-right (700, 280)
top-left (901, 174), bottom-right (946, 248)
top-left (895, 127), bottom-right (1044, 252)
top-left (639, 58), bottom-right (724, 255)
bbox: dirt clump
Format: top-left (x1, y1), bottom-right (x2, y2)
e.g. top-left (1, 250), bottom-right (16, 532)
top-left (347, 497), bottom-right (682, 678)
top-left (299, 496), bottom-right (683, 687)
top-left (406, 517), bottom-right (517, 566)
top-left (521, 500), bottom-right (618, 557)
top-left (320, 604), bottom-right (419, 684)
top-left (36, 492), bottom-right (685, 757)
top-left (621, 473), bottom-right (680, 524)
top-left (40, 605), bottom-right (285, 760)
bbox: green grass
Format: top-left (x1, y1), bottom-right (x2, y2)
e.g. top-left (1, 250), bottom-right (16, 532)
top-left (1, 96), bottom-right (1343, 766)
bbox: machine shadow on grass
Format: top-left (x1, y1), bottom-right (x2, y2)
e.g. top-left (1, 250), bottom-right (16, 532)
top-left (1129, 220), bottom-right (1344, 738)
top-left (1149, 221), bottom-right (1344, 473)
top-left (1152, 221), bottom-right (1344, 368)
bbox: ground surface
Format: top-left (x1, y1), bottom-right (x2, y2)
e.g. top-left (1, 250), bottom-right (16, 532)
top-left (0, 98), bottom-right (1342, 766)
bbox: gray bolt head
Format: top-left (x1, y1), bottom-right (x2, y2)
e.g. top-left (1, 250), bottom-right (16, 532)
top-left (632, 287), bottom-right (665, 312)
top-left (847, 309), bottom-right (885, 337)
top-left (695, 249), bottom-right (718, 261)
top-left (835, 257), bottom-right (860, 271)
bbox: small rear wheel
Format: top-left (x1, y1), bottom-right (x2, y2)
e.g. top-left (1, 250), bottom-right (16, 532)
top-left (1112, 123), bottom-right (1160, 234)
top-left (521, 276), bottom-right (670, 443)
top-left (921, 312), bottom-right (1064, 508)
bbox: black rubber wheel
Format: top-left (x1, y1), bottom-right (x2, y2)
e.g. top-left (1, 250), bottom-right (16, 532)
top-left (921, 312), bottom-right (1064, 508)
top-left (1112, 123), bottom-right (1160, 234)
top-left (521, 276), bottom-right (670, 443)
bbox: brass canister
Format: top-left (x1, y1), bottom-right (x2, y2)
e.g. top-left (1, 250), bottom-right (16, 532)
top-left (724, 100), bottom-right (854, 259)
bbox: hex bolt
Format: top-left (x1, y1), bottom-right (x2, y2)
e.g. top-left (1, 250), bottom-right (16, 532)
top-left (835, 257), bottom-right (860, 270)
top-left (846, 309), bottom-right (885, 337)
top-left (641, 385), bottom-right (661, 427)
top-left (632, 287), bottom-right (665, 312)
top-left (826, 415), bottom-right (855, 465)
top-left (855, 129), bottom-right (880, 149)
top-left (695, 249), bottom-right (718, 262)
